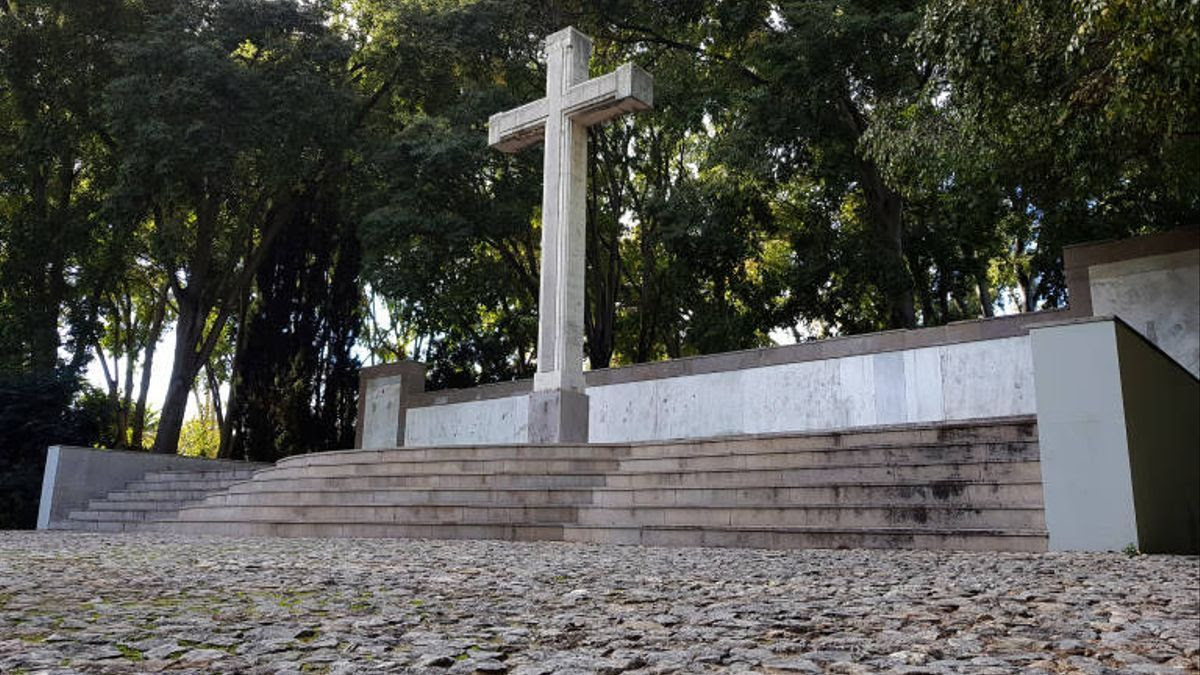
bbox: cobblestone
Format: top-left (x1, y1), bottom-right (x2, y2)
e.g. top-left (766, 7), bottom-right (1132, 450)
top-left (1, 532), bottom-right (1197, 674)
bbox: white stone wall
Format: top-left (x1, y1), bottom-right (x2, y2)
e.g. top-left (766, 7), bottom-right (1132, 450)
top-left (1088, 249), bottom-right (1200, 377)
top-left (587, 336), bottom-right (1035, 443)
top-left (404, 335), bottom-right (1036, 446)
top-left (406, 395), bottom-right (530, 446)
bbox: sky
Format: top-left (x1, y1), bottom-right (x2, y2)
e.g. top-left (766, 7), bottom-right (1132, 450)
top-left (83, 324), bottom-right (194, 420)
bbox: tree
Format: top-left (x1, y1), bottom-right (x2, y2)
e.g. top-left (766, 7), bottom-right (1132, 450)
top-left (0, 0), bottom-right (133, 375)
top-left (102, 0), bottom-right (357, 453)
top-left (224, 184), bottom-right (362, 462)
top-left (866, 0), bottom-right (1199, 309)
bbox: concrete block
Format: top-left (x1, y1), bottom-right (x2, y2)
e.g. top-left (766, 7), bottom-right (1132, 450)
top-left (903, 347), bottom-right (944, 422)
top-left (1031, 319), bottom-right (1138, 551)
top-left (528, 389), bottom-right (590, 443)
top-left (358, 361), bottom-right (426, 449)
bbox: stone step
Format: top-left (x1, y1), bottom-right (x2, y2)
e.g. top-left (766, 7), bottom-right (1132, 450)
top-left (594, 482), bottom-right (1044, 508)
top-left (49, 519), bottom-right (127, 533)
top-left (172, 504), bottom-right (582, 524)
top-left (614, 442), bottom-right (1037, 472)
top-left (168, 501), bottom-right (1042, 530)
top-left (141, 469), bottom-right (261, 482)
top-left (104, 489), bottom-right (229, 502)
top-left (232, 459), bottom-right (1040, 492)
top-left (263, 457), bottom-right (623, 480)
top-left (574, 504), bottom-right (1045, 530)
top-left (88, 499), bottom-right (190, 511)
top-left (561, 525), bottom-right (1049, 553)
top-left (69, 509), bottom-right (161, 522)
top-left (125, 518), bottom-right (1046, 552)
top-left (291, 417), bottom-right (1037, 468)
top-left (64, 417), bottom-right (1049, 552)
top-left (279, 444), bottom-right (633, 468)
top-left (623, 422), bottom-right (1038, 459)
top-left (197, 481), bottom-right (1043, 509)
top-left (225, 473), bottom-right (612, 491)
top-left (263, 441), bottom-right (1037, 478)
top-left (605, 461), bottom-right (1043, 489)
top-left (123, 478), bottom-right (253, 492)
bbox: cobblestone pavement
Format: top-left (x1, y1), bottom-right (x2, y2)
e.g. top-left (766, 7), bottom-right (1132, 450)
top-left (0, 533), bottom-right (1197, 674)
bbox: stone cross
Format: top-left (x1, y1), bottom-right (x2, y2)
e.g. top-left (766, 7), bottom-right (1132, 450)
top-left (489, 27), bottom-right (653, 443)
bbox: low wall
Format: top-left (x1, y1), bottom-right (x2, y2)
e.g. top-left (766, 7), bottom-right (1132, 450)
top-left (37, 446), bottom-right (264, 530)
top-left (403, 312), bottom-right (1047, 446)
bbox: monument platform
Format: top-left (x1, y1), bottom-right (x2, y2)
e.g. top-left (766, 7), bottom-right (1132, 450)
top-left (56, 416), bottom-right (1049, 551)
top-left (39, 229), bottom-right (1200, 553)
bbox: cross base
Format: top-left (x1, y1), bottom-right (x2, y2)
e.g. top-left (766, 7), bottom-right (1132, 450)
top-left (528, 389), bottom-right (590, 444)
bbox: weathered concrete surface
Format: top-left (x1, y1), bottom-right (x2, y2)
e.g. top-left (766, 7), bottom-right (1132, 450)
top-left (1064, 227), bottom-right (1200, 378)
top-left (528, 389), bottom-right (589, 444)
top-left (1090, 249), bottom-right (1200, 378)
top-left (1, 532), bottom-right (1196, 674)
top-left (406, 395), bottom-right (530, 446)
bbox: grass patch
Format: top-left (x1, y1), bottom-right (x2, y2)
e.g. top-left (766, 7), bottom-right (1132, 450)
top-left (115, 644), bottom-right (144, 661)
top-left (175, 639), bottom-right (238, 656)
top-left (270, 590), bottom-right (317, 609)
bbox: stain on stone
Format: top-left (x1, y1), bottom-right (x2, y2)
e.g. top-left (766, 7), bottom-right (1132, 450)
top-left (929, 482), bottom-right (964, 501)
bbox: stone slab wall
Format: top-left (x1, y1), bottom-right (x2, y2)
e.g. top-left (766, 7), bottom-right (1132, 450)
top-left (37, 446), bottom-right (265, 530)
top-left (1090, 250), bottom-right (1199, 377)
top-left (1064, 226), bottom-right (1200, 377)
top-left (403, 335), bottom-right (1036, 446)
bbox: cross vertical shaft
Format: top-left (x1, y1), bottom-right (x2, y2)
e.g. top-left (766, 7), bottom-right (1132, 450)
top-left (535, 28), bottom-right (590, 393)
top-left (488, 27), bottom-right (653, 442)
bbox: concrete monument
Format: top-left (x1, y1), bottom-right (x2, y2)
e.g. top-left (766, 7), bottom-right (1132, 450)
top-left (488, 27), bottom-right (653, 442)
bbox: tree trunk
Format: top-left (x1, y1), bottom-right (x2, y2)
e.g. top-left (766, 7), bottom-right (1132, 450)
top-left (152, 301), bottom-right (204, 455)
top-left (217, 296), bottom-right (251, 460)
top-left (977, 274), bottom-right (995, 318)
top-left (858, 158), bottom-right (916, 329)
top-left (204, 361), bottom-right (224, 432)
top-left (132, 282), bottom-right (169, 450)
top-left (584, 128), bottom-right (620, 370)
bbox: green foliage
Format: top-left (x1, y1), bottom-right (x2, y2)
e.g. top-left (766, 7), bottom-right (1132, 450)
top-left (178, 399), bottom-right (220, 459)
top-left (866, 0), bottom-right (1199, 308)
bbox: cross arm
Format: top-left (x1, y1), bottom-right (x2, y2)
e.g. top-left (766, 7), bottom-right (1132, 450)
top-left (562, 63), bottom-right (654, 127)
top-left (488, 63), bottom-right (654, 154)
top-left (488, 98), bottom-right (549, 154)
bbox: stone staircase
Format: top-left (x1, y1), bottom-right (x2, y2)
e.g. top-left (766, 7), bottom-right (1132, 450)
top-left (62, 416), bottom-right (1050, 551)
top-left (57, 467), bottom-right (263, 532)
